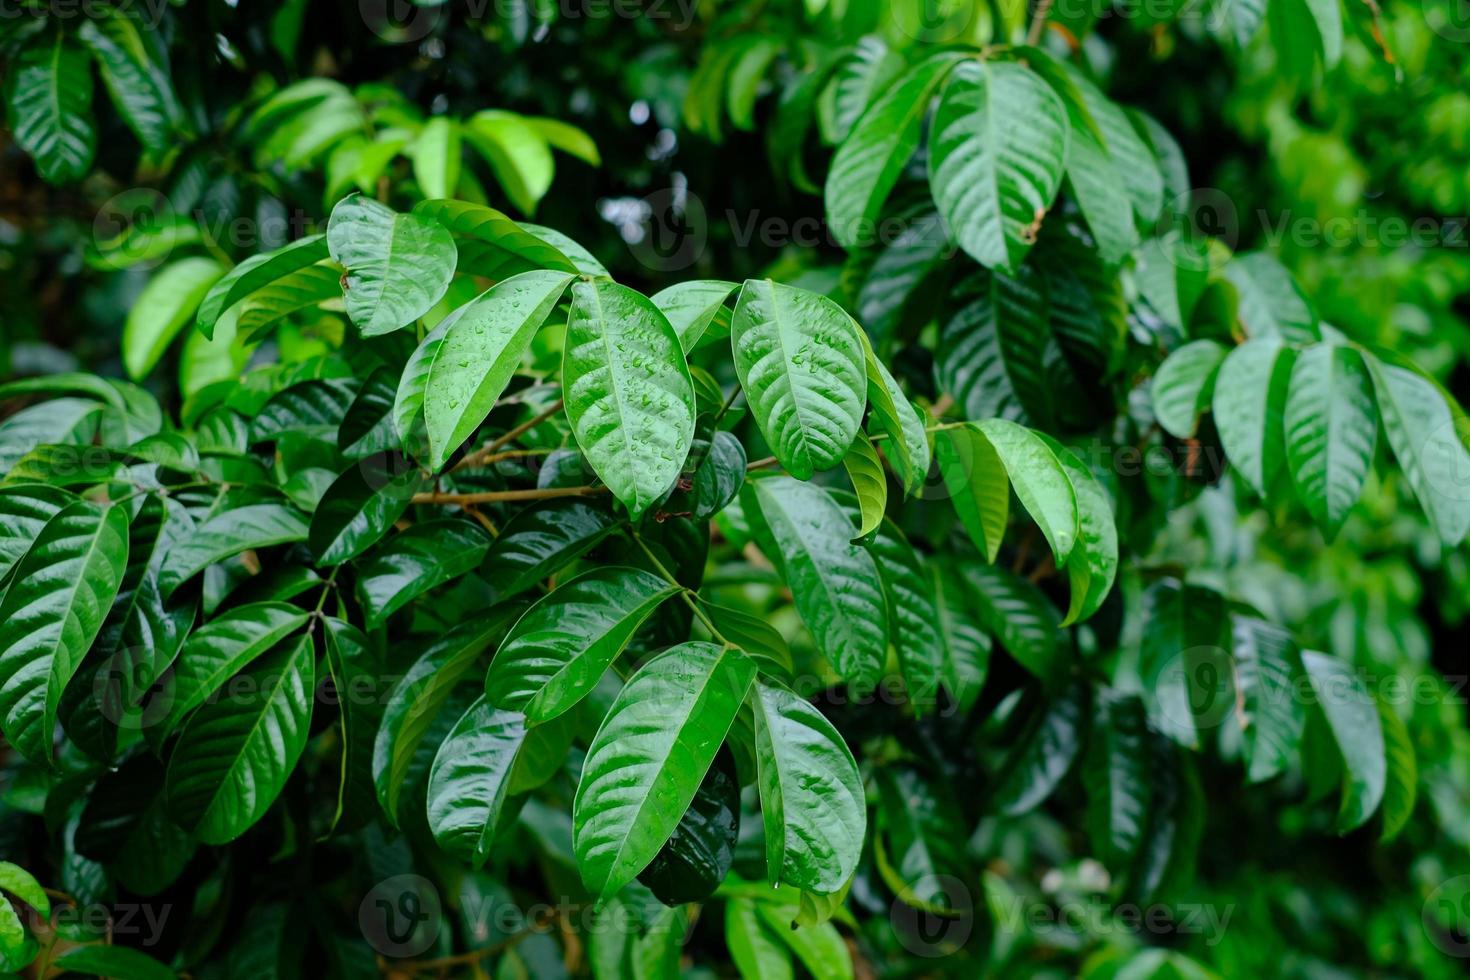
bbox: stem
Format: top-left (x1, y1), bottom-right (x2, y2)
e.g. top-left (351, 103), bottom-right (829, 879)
top-left (413, 485), bottom-right (603, 505)
top-left (450, 399), bottom-right (565, 473)
top-left (1026, 0), bottom-right (1055, 45)
top-left (713, 382), bottom-right (743, 424)
top-left (746, 455), bottom-right (779, 472)
top-left (629, 531), bottom-right (730, 646)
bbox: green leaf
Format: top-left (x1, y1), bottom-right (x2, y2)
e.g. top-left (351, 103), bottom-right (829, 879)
top-left (859, 333), bottom-right (930, 496)
top-left (866, 518), bottom-right (943, 711)
top-left (934, 425), bottom-right (1009, 563)
top-left (52, 945), bottom-right (176, 980)
top-left (1040, 437), bottom-right (1118, 626)
top-left (1067, 64), bottom-right (1163, 225)
top-left (373, 612), bottom-right (521, 824)
top-left (6, 32), bottom-right (95, 183)
top-left (357, 520), bottom-right (490, 629)
top-left (976, 419), bottom-right (1079, 566)
top-left (842, 434), bottom-right (887, 541)
top-left (755, 902), bottom-right (853, 980)
top-left (483, 497), bottom-right (619, 598)
top-left (638, 759), bottom-right (740, 904)
top-left (0, 483), bottom-right (72, 582)
top-left (749, 678), bottom-right (866, 893)
top-left (1213, 338), bottom-right (1295, 496)
top-left (1140, 581), bottom-right (1231, 748)
top-left (928, 60), bottom-right (1068, 271)
top-left (1232, 616), bottom-right (1306, 784)
top-left (524, 116), bottom-right (600, 165)
top-left (327, 193), bottom-right (456, 336)
top-left (573, 642), bottom-right (755, 899)
top-left (77, 8), bottom-right (184, 153)
top-left (1084, 693), bottom-right (1151, 870)
top-left (1224, 253), bottom-right (1319, 344)
top-left (308, 459), bottom-right (424, 566)
top-left (424, 270), bottom-right (575, 470)
top-left (154, 602), bottom-right (312, 743)
top-left (487, 566), bottom-right (678, 723)
top-left (730, 279), bottom-right (867, 480)
top-left (393, 315), bottom-right (451, 457)
top-left (1152, 340), bottom-right (1228, 439)
top-left (1378, 701), bottom-right (1416, 842)
top-left (650, 279), bottom-right (739, 352)
top-left (466, 110), bottom-right (555, 215)
top-left (0, 863), bottom-right (49, 917)
top-left (825, 52), bottom-right (963, 248)
top-left (1363, 350), bottom-right (1470, 545)
top-left (248, 378), bottom-right (358, 442)
top-left (930, 560), bottom-right (991, 711)
top-left (691, 431), bottom-right (747, 520)
top-left (1301, 650), bottom-right (1386, 832)
top-left (1284, 344), bottom-right (1377, 539)
top-left (124, 257), bottom-right (227, 379)
top-left (726, 899), bottom-right (793, 980)
top-left (411, 116), bottom-right (462, 200)
top-left (412, 199), bottom-right (578, 272)
top-left (0, 500), bottom-right (127, 763)
top-left (563, 278), bottom-right (696, 515)
top-left (159, 504), bottom-right (309, 598)
top-left (993, 682), bottom-right (1087, 815)
top-left (235, 264), bottom-right (343, 344)
top-left (165, 633), bottom-right (314, 844)
top-left (195, 235), bottom-right (330, 340)
top-left (963, 561), bottom-right (1060, 683)
top-left (744, 477), bottom-right (888, 688)
top-left (426, 697), bottom-right (572, 867)
top-left (938, 267), bottom-right (1050, 425)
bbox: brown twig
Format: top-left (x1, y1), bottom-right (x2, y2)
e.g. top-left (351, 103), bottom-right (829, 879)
top-left (1026, 0), bottom-right (1055, 46)
top-left (449, 399), bottom-right (565, 473)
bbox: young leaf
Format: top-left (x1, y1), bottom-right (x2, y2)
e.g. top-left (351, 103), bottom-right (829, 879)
top-left (123, 257), bottom-right (227, 379)
top-left (842, 434), bottom-right (887, 541)
top-left (1284, 344), bottom-right (1377, 540)
top-left (744, 477), bottom-right (888, 688)
top-left (748, 677), bottom-right (866, 896)
top-left (975, 419), bottom-right (1079, 567)
top-left (730, 279), bottom-right (866, 480)
top-left (486, 566), bottom-right (680, 723)
top-left (410, 116), bottom-right (462, 201)
top-left (327, 193), bottom-right (456, 336)
top-left (164, 633), bottom-right (314, 844)
top-left (825, 52), bottom-right (964, 248)
top-left (195, 235), bottom-right (330, 340)
top-left (1152, 340), bottom-right (1228, 439)
top-left (928, 60), bottom-right (1068, 271)
top-left (466, 110), bottom-right (555, 215)
top-left (0, 500), bottom-right (128, 762)
top-left (1378, 701), bottom-right (1416, 842)
top-left (412, 199), bottom-right (578, 272)
top-left (563, 278), bottom-right (696, 515)
top-left (573, 642), bottom-right (756, 899)
top-left (423, 270), bottom-right (575, 470)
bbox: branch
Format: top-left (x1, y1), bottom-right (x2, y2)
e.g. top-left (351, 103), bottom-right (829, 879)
top-left (1026, 0), bottom-right (1055, 46)
top-left (449, 399), bottom-right (564, 473)
top-left (412, 485), bottom-right (603, 505)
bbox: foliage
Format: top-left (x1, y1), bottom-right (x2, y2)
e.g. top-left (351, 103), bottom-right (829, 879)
top-left (1, 1), bottom-right (1468, 979)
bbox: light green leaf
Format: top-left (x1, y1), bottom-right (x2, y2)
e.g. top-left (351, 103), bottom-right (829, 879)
top-left (1232, 616), bottom-right (1305, 783)
top-left (486, 566), bottom-right (679, 723)
top-left (563, 278), bottom-right (696, 515)
top-left (755, 902), bottom-right (853, 980)
top-left (726, 899), bottom-right (793, 980)
top-left (573, 642), bottom-right (756, 899)
top-left (524, 116), bottom-right (600, 165)
top-left (195, 235), bottom-right (330, 340)
top-left (1301, 650), bottom-right (1386, 832)
top-left (1284, 344), bottom-right (1377, 539)
top-left (975, 419), bottom-right (1078, 566)
top-left (842, 435), bottom-right (887, 541)
top-left (1378, 701), bottom-right (1416, 842)
top-left (748, 676), bottom-right (866, 894)
top-left (1224, 253), bottom-right (1319, 344)
top-left (928, 60), bottom-right (1068, 271)
top-left (327, 193), bottom-right (456, 336)
top-left (1040, 436), bottom-right (1118, 626)
top-left (0, 500), bottom-right (127, 763)
top-left (934, 424), bottom-right (1009, 563)
top-left (411, 116), bottom-right (462, 201)
top-left (730, 279), bottom-right (867, 480)
top-left (826, 52), bottom-right (963, 248)
top-left (467, 110), bottom-right (555, 215)
top-left (744, 477), bottom-right (888, 688)
top-left (1213, 338), bottom-right (1295, 496)
top-left (124, 258), bottom-right (227, 379)
top-left (412, 199), bottom-right (578, 272)
top-left (424, 270), bottom-right (575, 470)
top-left (859, 331), bottom-right (930, 496)
top-left (165, 633), bottom-right (314, 844)
top-left (651, 279), bottom-right (739, 353)
top-left (1152, 340), bottom-right (1228, 439)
